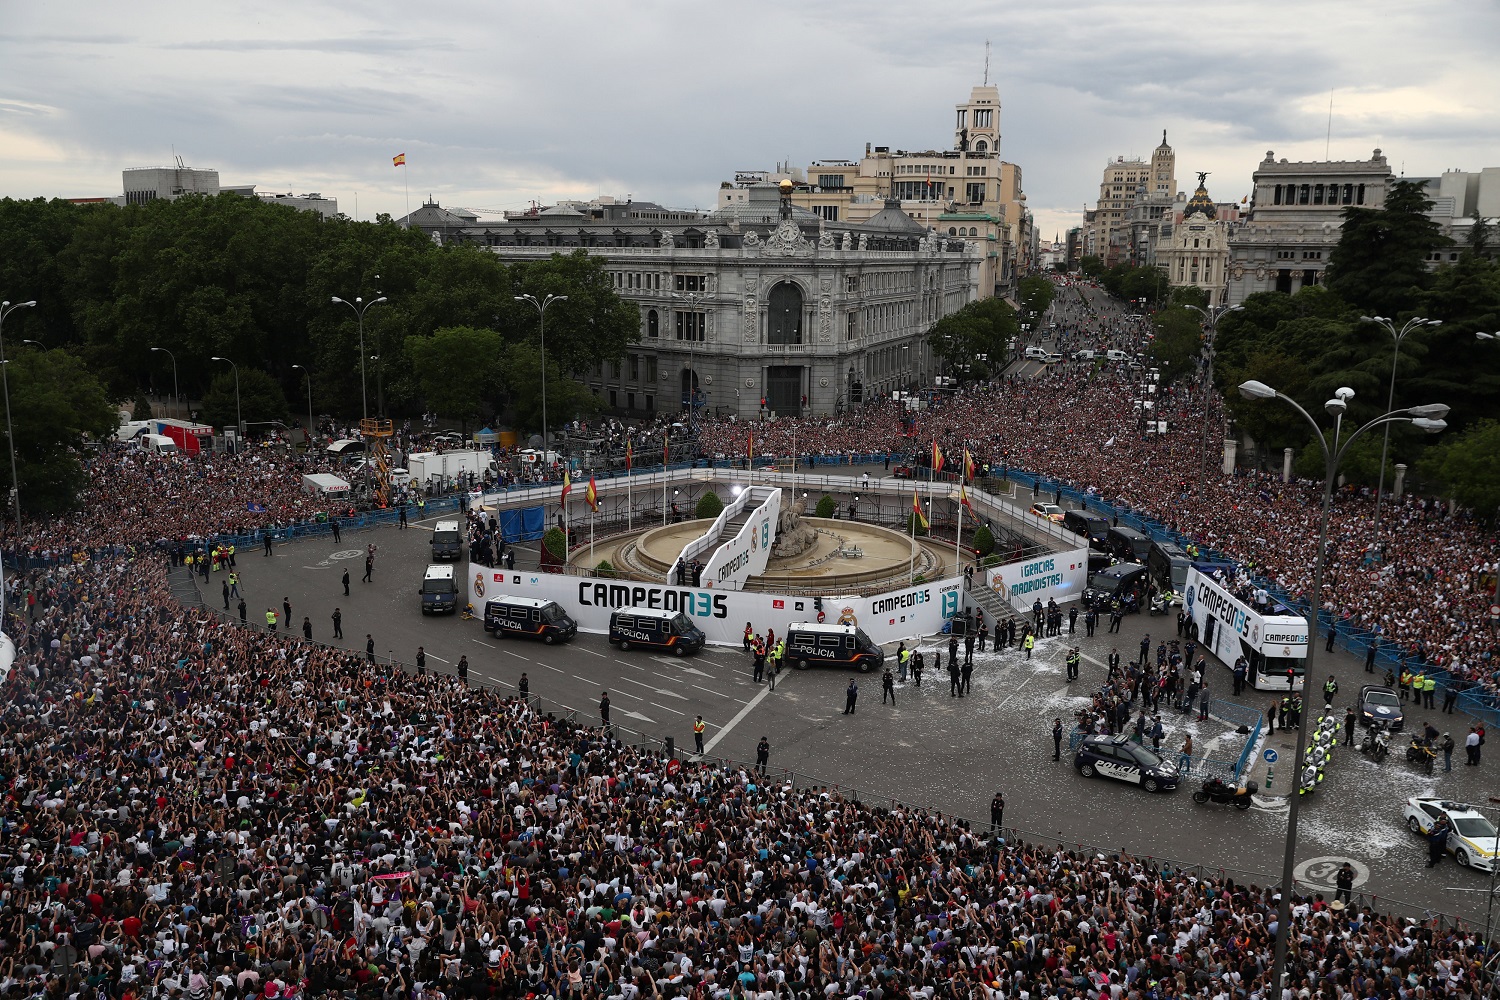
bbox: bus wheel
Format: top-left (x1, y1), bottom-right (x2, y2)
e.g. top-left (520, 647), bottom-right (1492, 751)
top-left (797, 659), bottom-right (811, 670)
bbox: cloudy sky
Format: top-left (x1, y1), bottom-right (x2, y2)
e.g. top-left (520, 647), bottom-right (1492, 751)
top-left (4, 1), bottom-right (1498, 242)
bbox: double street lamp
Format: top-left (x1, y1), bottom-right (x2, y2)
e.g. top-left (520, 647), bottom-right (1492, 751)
top-left (1359, 315), bottom-right (1441, 536)
top-left (210, 357), bottom-right (241, 452)
top-left (515, 293), bottom-right (568, 453)
top-left (0, 300), bottom-right (35, 527)
top-left (1238, 379), bottom-right (1449, 998)
top-left (330, 294), bottom-right (387, 420)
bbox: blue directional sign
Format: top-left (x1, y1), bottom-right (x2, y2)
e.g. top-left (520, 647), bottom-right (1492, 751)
top-left (1263, 749), bottom-right (1279, 763)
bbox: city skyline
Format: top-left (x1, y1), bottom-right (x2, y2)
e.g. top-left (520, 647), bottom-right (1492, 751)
top-left (2, 0), bottom-right (1497, 242)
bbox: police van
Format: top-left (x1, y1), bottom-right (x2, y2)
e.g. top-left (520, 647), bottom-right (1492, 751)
top-left (418, 565), bottom-right (460, 615)
top-left (608, 608), bottom-right (707, 656)
top-left (783, 622), bottom-right (885, 672)
top-left (482, 595), bottom-right (578, 644)
top-left (430, 520), bottom-right (464, 561)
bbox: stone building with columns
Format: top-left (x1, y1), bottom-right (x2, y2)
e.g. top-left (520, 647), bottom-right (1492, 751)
top-left (402, 184), bottom-right (980, 420)
top-left (1225, 148), bottom-right (1393, 304)
top-left (1154, 174), bottom-right (1232, 306)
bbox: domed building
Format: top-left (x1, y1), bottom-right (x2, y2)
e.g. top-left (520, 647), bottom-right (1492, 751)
top-left (1155, 172), bottom-right (1231, 306)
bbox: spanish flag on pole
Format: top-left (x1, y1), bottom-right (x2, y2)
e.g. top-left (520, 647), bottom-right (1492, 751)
top-left (960, 480), bottom-right (975, 514)
top-left (912, 489), bottom-right (929, 531)
top-left (931, 440), bottom-right (945, 475)
top-left (625, 440), bottom-right (633, 471)
top-left (747, 432), bottom-right (754, 468)
top-left (662, 437), bottom-right (670, 467)
top-left (585, 476), bottom-right (599, 512)
top-left (560, 468), bottom-right (572, 507)
top-left (963, 447), bottom-right (976, 483)
top-left (392, 153), bottom-right (406, 167)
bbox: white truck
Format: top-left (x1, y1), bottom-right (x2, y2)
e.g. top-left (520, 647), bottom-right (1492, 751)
top-left (407, 450), bottom-right (496, 486)
top-left (302, 473), bottom-right (351, 496)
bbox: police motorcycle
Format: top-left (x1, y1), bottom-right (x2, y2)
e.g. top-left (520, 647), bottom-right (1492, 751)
top-left (1360, 721), bottom-right (1391, 760)
top-left (1406, 734), bottom-right (1437, 774)
top-left (1191, 776), bottom-right (1258, 809)
top-left (1148, 591), bottom-right (1179, 616)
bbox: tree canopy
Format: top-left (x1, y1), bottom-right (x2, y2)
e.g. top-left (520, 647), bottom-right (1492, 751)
top-left (926, 298), bottom-right (1019, 380)
top-left (1, 347), bottom-right (116, 515)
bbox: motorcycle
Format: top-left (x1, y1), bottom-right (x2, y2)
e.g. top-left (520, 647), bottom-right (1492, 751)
top-left (1191, 776), bottom-right (1258, 809)
top-left (1360, 724), bottom-right (1390, 760)
top-left (1148, 592), bottom-right (1177, 616)
top-left (1406, 736), bottom-right (1437, 774)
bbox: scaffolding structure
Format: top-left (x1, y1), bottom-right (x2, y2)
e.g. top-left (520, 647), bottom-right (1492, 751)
top-left (359, 417), bottom-right (395, 507)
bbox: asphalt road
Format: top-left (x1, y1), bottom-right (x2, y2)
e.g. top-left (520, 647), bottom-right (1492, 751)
top-left (192, 487), bottom-right (1500, 924)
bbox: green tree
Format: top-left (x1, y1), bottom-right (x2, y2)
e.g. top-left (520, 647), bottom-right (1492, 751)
top-left (695, 490), bottom-right (724, 519)
top-left (131, 396), bottom-right (153, 421)
top-left (2, 349), bottom-right (117, 514)
top-left (814, 494), bottom-right (837, 518)
top-left (1325, 178), bottom-right (1450, 317)
top-left (200, 369), bottom-right (289, 431)
top-left (505, 251), bottom-right (639, 377)
top-left (1018, 275), bottom-right (1055, 319)
top-left (594, 559), bottom-right (617, 578)
top-left (1418, 420), bottom-right (1500, 524)
top-left (1079, 255), bottom-right (1105, 278)
top-left (1149, 307), bottom-right (1204, 383)
top-left (1169, 285), bottom-right (1209, 310)
top-left (407, 326), bottom-right (505, 430)
top-left (499, 342), bottom-right (601, 436)
top-left (973, 524), bottom-right (995, 556)
top-left (926, 298), bottom-right (1019, 378)
top-left (543, 527), bottom-right (568, 561)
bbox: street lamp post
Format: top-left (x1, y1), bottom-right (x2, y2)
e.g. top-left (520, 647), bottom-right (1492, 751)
top-left (330, 295), bottom-right (388, 420)
top-left (210, 357), bottom-right (241, 453)
top-left (1360, 315), bottom-right (1441, 537)
top-left (0, 300), bottom-right (36, 526)
top-left (515, 293), bottom-right (568, 454)
top-left (1186, 304), bottom-right (1242, 492)
top-left (1238, 379), bottom-right (1448, 998)
top-left (291, 364), bottom-right (314, 451)
top-left (369, 356), bottom-right (384, 417)
top-left (150, 346), bottom-right (180, 418)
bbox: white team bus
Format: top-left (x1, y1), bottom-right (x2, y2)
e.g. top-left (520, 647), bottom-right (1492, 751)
top-left (1184, 567), bottom-right (1308, 691)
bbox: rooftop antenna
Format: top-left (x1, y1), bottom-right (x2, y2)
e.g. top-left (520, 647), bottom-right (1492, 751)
top-left (1325, 88), bottom-right (1333, 160)
top-left (983, 40), bottom-right (990, 85)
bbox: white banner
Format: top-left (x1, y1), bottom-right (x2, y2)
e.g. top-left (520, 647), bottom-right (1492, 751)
top-left (467, 566), bottom-right (962, 648)
top-left (984, 547), bottom-right (1089, 611)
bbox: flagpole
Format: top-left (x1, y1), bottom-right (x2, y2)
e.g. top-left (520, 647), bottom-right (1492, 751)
top-left (662, 439), bottom-right (668, 526)
top-left (955, 489), bottom-right (963, 579)
top-left (909, 492), bottom-right (917, 586)
top-left (590, 511), bottom-right (595, 563)
top-left (627, 461), bottom-right (632, 534)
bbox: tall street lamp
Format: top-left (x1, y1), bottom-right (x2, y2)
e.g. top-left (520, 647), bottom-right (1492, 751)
top-left (210, 357), bottom-right (241, 453)
top-left (330, 294), bottom-right (388, 420)
top-left (292, 364), bottom-right (314, 451)
top-left (0, 300), bottom-right (36, 527)
top-left (1185, 303), bottom-right (1242, 491)
top-left (1238, 379), bottom-right (1448, 997)
top-left (150, 346), bottom-right (180, 418)
top-left (1359, 314), bottom-right (1441, 536)
top-left (369, 355), bottom-right (384, 417)
top-left (515, 293), bottom-right (568, 453)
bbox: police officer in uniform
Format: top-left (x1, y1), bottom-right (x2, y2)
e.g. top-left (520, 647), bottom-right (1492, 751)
top-left (1065, 647), bottom-right (1081, 682)
top-left (693, 715), bottom-right (707, 754)
top-left (1322, 674), bottom-right (1338, 708)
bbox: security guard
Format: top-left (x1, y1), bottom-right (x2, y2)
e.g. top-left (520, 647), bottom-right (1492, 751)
top-left (743, 622), bottom-right (754, 652)
top-left (1323, 674), bottom-right (1338, 707)
top-left (693, 715), bottom-right (707, 754)
top-left (1023, 631), bottom-right (1036, 661)
top-left (1399, 667), bottom-right (1413, 701)
top-left (1420, 672), bottom-right (1436, 709)
top-left (1065, 647), bottom-right (1081, 682)
top-left (265, 608), bottom-right (278, 631)
top-left (897, 644), bottom-right (911, 681)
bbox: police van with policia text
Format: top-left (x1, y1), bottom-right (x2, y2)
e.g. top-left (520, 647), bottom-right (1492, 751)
top-left (783, 622), bottom-right (885, 672)
top-left (482, 595), bottom-right (578, 644)
top-left (608, 608), bottom-right (707, 656)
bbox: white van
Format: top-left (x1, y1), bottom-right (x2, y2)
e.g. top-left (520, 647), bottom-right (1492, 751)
top-left (1105, 349), bottom-right (1133, 362)
top-left (1023, 346), bottom-right (1050, 362)
top-left (140, 434), bottom-right (178, 455)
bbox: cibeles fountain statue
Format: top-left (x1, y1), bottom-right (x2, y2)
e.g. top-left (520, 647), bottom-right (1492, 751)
top-left (771, 498), bottom-right (819, 559)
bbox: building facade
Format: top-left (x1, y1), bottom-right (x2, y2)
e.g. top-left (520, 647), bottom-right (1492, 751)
top-left (718, 84), bottom-right (1031, 297)
top-left (403, 187), bottom-right (980, 420)
top-left (1225, 148), bottom-right (1392, 304)
top-left (1085, 133), bottom-right (1176, 267)
top-left (1155, 174), bottom-right (1231, 306)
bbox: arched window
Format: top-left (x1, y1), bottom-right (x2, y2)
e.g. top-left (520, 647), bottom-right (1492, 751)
top-left (948, 227), bottom-right (957, 236)
top-left (767, 282), bottom-right (803, 345)
top-left (975, 139), bottom-right (987, 153)
top-left (647, 309), bottom-right (659, 339)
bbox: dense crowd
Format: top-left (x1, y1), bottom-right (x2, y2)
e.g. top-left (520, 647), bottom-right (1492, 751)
top-left (0, 519), bottom-right (1492, 999)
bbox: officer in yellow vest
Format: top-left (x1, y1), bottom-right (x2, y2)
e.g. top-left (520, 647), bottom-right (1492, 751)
top-left (227, 543), bottom-right (236, 568)
top-left (1420, 673), bottom-right (1436, 709)
top-left (1399, 668), bottom-right (1413, 701)
top-left (1023, 632), bottom-right (1036, 661)
top-left (266, 608), bottom-right (279, 631)
top-left (693, 715), bottom-right (706, 754)
top-left (743, 622), bottom-right (753, 652)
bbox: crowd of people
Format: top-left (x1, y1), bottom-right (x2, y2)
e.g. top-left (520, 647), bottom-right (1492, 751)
top-left (1, 488), bottom-right (1492, 997)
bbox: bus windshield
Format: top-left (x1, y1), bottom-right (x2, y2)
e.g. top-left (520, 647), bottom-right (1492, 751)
top-left (1262, 652), bottom-right (1305, 678)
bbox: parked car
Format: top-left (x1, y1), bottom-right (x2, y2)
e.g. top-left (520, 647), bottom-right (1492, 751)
top-left (1357, 684), bottom-right (1404, 731)
top-left (1403, 798), bottom-right (1498, 870)
top-left (1029, 502), bottom-right (1065, 523)
top-left (1075, 734), bottom-right (1181, 793)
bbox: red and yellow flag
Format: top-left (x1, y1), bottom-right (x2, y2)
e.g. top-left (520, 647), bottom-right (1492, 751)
top-left (625, 440), bottom-right (633, 471)
top-left (912, 490), bottom-right (929, 531)
top-left (960, 480), bottom-right (975, 514)
top-left (559, 469), bottom-right (572, 507)
top-left (392, 153), bottom-right (406, 167)
top-left (662, 437), bottom-right (670, 467)
top-left (963, 447), bottom-right (976, 483)
top-left (585, 477), bottom-right (599, 512)
top-left (747, 432), bottom-right (754, 467)
top-left (931, 440), bottom-right (945, 475)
